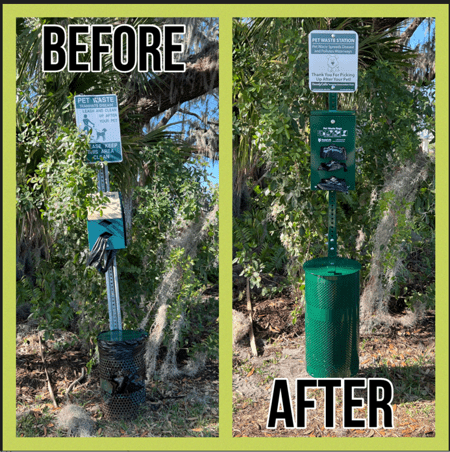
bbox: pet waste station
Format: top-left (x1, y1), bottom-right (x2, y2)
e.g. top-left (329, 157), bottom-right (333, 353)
top-left (75, 94), bottom-right (148, 419)
top-left (304, 30), bottom-right (361, 378)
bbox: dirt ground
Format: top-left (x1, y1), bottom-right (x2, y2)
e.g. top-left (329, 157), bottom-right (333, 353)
top-left (232, 293), bottom-right (435, 438)
top-left (16, 318), bottom-right (219, 437)
top-left (15, 291), bottom-right (435, 439)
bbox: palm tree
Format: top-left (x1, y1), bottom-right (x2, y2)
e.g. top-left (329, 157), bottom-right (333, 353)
top-left (232, 17), bottom-right (432, 217)
top-left (17, 16), bottom-right (219, 264)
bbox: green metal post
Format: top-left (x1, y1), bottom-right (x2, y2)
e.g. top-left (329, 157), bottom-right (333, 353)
top-left (328, 190), bottom-right (337, 258)
top-left (327, 92), bottom-right (338, 258)
top-left (329, 92), bottom-right (338, 111)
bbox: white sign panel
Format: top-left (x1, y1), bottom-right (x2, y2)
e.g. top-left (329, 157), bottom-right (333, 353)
top-left (74, 94), bottom-right (123, 163)
top-left (309, 30), bottom-right (358, 93)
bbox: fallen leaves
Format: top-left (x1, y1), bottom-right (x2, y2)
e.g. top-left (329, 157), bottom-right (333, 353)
top-left (17, 327), bottom-right (220, 439)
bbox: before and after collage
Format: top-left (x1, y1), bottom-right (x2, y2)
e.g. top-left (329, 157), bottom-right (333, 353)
top-left (3, 3), bottom-right (449, 452)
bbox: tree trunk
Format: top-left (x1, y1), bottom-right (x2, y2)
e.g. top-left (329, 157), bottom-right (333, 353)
top-left (131, 42), bottom-right (219, 125)
top-left (122, 190), bottom-right (134, 243)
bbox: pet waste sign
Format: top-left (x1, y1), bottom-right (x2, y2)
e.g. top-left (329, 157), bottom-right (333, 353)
top-left (309, 30), bottom-right (358, 93)
top-left (75, 94), bottom-right (123, 163)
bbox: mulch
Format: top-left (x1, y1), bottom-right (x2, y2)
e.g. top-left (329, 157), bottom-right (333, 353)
top-left (232, 291), bottom-right (436, 438)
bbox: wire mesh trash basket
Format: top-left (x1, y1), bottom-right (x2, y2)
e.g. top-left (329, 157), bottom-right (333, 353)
top-left (97, 329), bottom-right (148, 420)
top-left (303, 257), bottom-right (360, 378)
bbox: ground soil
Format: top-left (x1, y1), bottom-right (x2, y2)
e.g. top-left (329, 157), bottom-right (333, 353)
top-left (232, 293), bottom-right (435, 438)
top-left (15, 291), bottom-right (435, 439)
top-left (16, 318), bottom-right (218, 437)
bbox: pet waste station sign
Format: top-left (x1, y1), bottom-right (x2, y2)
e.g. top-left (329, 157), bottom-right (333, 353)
top-left (75, 94), bottom-right (123, 163)
top-left (309, 30), bottom-right (358, 92)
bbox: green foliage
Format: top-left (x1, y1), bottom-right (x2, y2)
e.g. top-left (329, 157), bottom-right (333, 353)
top-left (290, 293), bottom-right (305, 325)
top-left (374, 158), bottom-right (435, 310)
top-left (116, 143), bottom-right (215, 332)
top-left (404, 282), bottom-right (435, 312)
top-left (16, 117), bottom-right (217, 348)
top-left (355, 61), bottom-right (433, 182)
top-left (233, 208), bottom-right (287, 296)
top-left (194, 195), bottom-right (219, 286)
top-left (16, 119), bottom-right (110, 339)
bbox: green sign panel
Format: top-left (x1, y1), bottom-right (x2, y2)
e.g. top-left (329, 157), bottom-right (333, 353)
top-left (310, 110), bottom-right (356, 192)
top-left (74, 94), bottom-right (122, 163)
top-left (309, 30), bottom-right (358, 93)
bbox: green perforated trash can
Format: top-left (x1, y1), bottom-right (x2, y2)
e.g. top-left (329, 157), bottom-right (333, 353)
top-left (303, 257), bottom-right (360, 378)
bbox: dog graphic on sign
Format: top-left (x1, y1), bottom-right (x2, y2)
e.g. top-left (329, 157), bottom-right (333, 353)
top-left (327, 55), bottom-right (339, 72)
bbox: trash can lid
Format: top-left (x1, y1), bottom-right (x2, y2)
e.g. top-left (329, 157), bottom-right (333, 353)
top-left (98, 330), bottom-right (148, 342)
top-left (303, 257), bottom-right (360, 276)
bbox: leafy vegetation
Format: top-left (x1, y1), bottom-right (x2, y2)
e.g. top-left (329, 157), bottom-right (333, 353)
top-left (16, 17), bottom-right (219, 363)
top-left (233, 18), bottom-right (435, 327)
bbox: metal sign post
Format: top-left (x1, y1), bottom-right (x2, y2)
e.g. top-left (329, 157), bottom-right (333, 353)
top-left (328, 189), bottom-right (337, 258)
top-left (97, 163), bottom-right (122, 332)
top-left (75, 94), bottom-right (124, 333)
top-left (327, 92), bottom-right (338, 259)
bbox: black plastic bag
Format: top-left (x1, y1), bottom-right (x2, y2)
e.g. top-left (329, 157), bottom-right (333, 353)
top-left (320, 145), bottom-right (347, 161)
top-left (86, 234), bottom-right (117, 274)
top-left (98, 330), bottom-right (148, 395)
top-left (317, 176), bottom-right (349, 194)
top-left (318, 160), bottom-right (348, 172)
top-left (97, 330), bottom-right (149, 419)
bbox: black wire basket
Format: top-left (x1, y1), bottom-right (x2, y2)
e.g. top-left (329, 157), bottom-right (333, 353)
top-left (97, 330), bottom-right (148, 420)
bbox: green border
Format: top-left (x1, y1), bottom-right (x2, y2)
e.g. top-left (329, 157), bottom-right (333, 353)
top-left (3, 4), bottom-right (448, 451)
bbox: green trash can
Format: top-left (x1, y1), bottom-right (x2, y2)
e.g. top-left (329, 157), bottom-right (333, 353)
top-left (303, 257), bottom-right (360, 378)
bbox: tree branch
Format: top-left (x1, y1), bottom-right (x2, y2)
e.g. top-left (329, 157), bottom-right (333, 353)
top-left (133, 41), bottom-right (219, 126)
top-left (38, 333), bottom-right (58, 408)
top-left (153, 105), bottom-right (179, 130)
top-left (371, 18), bottom-right (407, 33)
top-left (398, 18), bottom-right (426, 46)
top-left (179, 108), bottom-right (219, 126)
